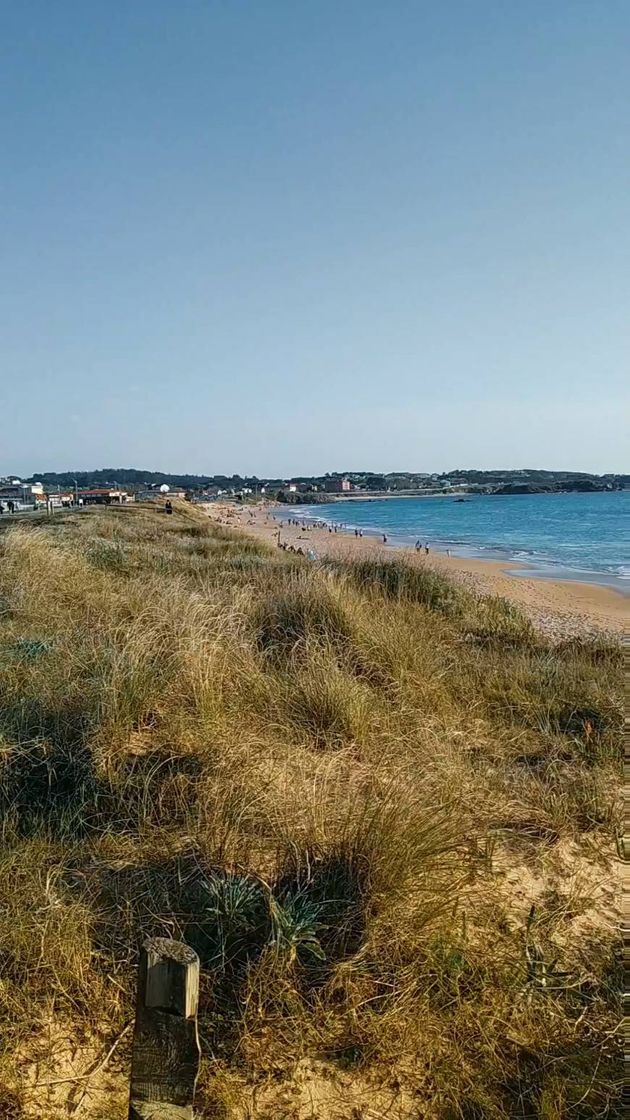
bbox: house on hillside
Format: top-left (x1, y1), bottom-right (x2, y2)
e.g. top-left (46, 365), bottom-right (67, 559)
top-left (324, 478), bottom-right (352, 493)
top-left (286, 481), bottom-right (317, 494)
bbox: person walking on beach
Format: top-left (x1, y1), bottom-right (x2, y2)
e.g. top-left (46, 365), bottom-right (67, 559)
top-left (415, 539), bottom-right (421, 552)
top-left (383, 534), bottom-right (387, 544)
top-left (425, 544), bottom-right (429, 555)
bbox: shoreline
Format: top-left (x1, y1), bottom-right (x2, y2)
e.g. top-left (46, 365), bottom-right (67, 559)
top-left (294, 511), bottom-right (629, 595)
top-left (203, 503), bottom-right (627, 639)
top-left (294, 500), bottom-right (629, 595)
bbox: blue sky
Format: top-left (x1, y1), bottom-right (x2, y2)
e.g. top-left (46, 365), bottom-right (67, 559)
top-left (1, 2), bottom-right (628, 476)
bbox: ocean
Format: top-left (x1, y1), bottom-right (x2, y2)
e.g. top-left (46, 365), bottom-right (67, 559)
top-left (291, 490), bottom-right (629, 589)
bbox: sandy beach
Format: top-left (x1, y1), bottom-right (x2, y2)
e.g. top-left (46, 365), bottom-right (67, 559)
top-left (204, 502), bottom-right (627, 639)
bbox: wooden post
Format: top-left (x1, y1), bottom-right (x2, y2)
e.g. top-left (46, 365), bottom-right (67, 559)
top-left (129, 937), bottom-right (201, 1120)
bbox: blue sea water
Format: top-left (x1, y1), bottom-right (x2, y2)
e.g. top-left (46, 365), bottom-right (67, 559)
top-left (291, 491), bottom-right (630, 590)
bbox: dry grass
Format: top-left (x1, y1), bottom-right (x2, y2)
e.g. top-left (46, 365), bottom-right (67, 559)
top-left (0, 503), bottom-right (621, 1119)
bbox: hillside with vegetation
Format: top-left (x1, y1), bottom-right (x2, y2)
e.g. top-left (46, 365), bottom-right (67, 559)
top-left (0, 503), bottom-right (621, 1119)
top-left (24, 467), bottom-right (629, 496)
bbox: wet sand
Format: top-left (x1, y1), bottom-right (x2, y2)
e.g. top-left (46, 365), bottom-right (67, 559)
top-left (204, 503), bottom-right (627, 639)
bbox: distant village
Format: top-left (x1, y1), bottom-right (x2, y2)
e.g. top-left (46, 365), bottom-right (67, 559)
top-left (0, 467), bottom-right (626, 512)
top-left (0, 478), bottom-right (137, 511)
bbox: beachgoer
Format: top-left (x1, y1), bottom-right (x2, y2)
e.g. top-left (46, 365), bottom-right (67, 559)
top-left (415, 540), bottom-right (421, 551)
top-left (425, 545), bottom-right (429, 555)
top-left (446, 549), bottom-right (451, 557)
top-left (383, 534), bottom-right (387, 544)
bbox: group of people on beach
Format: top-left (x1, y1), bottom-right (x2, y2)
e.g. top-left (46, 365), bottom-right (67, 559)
top-left (274, 516), bottom-right (446, 557)
top-left (276, 532), bottom-right (316, 561)
top-left (279, 518), bottom-right (344, 535)
top-left (277, 540), bottom-right (308, 556)
top-left (280, 518), bottom-right (439, 556)
top-left (213, 504), bottom-right (454, 562)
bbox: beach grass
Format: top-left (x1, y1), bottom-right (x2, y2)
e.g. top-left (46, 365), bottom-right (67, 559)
top-left (0, 503), bottom-right (621, 1119)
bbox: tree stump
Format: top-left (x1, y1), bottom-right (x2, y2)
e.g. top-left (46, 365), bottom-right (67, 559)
top-left (128, 937), bottom-right (201, 1120)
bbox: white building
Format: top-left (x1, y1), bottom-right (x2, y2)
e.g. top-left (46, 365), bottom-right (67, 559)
top-left (0, 481), bottom-right (45, 508)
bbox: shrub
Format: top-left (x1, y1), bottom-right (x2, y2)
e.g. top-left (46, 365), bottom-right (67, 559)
top-left (254, 574), bottom-right (355, 660)
top-left (334, 556), bottom-right (465, 615)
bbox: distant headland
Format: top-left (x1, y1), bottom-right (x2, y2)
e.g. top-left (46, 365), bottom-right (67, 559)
top-left (10, 466), bottom-right (629, 504)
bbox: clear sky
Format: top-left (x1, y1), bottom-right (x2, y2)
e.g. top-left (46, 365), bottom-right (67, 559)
top-left (1, 2), bottom-right (628, 477)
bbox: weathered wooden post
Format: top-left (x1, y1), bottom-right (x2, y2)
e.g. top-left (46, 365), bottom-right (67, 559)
top-left (129, 937), bottom-right (201, 1120)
